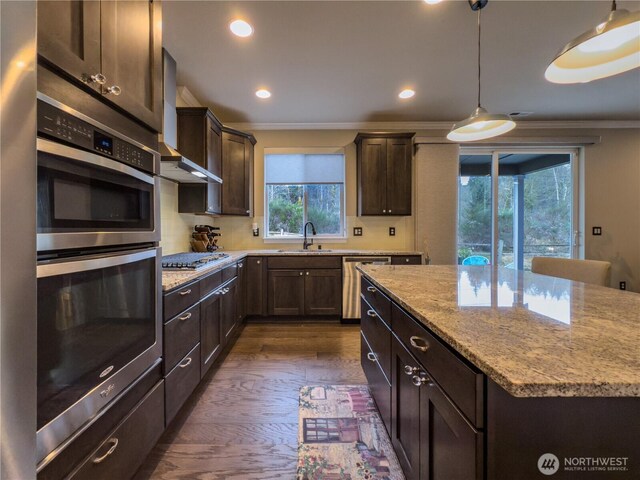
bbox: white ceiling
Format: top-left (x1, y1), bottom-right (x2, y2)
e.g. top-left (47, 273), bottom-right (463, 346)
top-left (163, 0), bottom-right (640, 125)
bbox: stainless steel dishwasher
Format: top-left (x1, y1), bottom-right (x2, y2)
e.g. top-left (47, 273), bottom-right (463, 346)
top-left (342, 256), bottom-right (392, 321)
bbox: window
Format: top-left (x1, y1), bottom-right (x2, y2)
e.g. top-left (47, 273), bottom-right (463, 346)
top-left (265, 149), bottom-right (345, 238)
top-left (458, 149), bottom-right (578, 270)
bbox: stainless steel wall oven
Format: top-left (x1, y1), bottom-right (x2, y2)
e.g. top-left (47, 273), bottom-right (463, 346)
top-left (37, 93), bottom-right (160, 252)
top-left (36, 94), bottom-right (162, 467)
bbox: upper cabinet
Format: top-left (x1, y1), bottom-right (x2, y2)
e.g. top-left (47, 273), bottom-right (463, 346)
top-left (177, 117), bottom-right (255, 217)
top-left (177, 108), bottom-right (223, 177)
top-left (37, 0), bottom-right (163, 132)
top-left (177, 108), bottom-right (223, 215)
top-left (221, 127), bottom-right (256, 216)
top-left (355, 132), bottom-right (415, 216)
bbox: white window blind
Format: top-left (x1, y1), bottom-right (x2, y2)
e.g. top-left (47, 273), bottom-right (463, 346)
top-left (265, 154), bottom-right (345, 184)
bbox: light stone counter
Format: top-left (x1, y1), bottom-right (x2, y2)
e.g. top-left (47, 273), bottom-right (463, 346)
top-left (162, 249), bottom-right (422, 291)
top-left (358, 264), bottom-right (640, 398)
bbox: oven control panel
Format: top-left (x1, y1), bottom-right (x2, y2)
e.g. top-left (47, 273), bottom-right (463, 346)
top-left (37, 99), bottom-right (155, 174)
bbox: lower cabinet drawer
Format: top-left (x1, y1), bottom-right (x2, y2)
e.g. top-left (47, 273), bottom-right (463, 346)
top-left (222, 263), bottom-right (237, 283)
top-left (361, 297), bottom-right (391, 380)
top-left (163, 303), bottom-right (200, 374)
top-left (70, 380), bottom-right (164, 480)
top-left (391, 255), bottom-right (422, 265)
top-left (165, 343), bottom-right (201, 426)
top-left (392, 303), bottom-right (484, 428)
top-left (361, 332), bottom-right (391, 435)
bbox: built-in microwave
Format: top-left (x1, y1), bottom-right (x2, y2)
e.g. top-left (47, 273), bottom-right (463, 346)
top-left (36, 246), bottom-right (162, 465)
top-left (36, 94), bottom-right (160, 252)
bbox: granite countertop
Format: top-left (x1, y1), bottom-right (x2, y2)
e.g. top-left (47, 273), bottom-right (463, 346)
top-left (162, 249), bottom-right (422, 291)
top-left (358, 264), bottom-right (640, 398)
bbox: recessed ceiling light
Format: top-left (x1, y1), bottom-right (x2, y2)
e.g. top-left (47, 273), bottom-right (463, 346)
top-left (424, 0), bottom-right (443, 4)
top-left (398, 89), bottom-right (416, 99)
top-left (229, 19), bottom-right (253, 37)
top-left (255, 89), bottom-right (271, 99)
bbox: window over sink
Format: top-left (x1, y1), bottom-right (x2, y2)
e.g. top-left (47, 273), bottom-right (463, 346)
top-left (264, 149), bottom-right (345, 239)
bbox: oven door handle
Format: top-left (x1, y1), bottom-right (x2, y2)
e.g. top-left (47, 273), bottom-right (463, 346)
top-left (37, 138), bottom-right (154, 185)
top-left (37, 247), bottom-right (158, 278)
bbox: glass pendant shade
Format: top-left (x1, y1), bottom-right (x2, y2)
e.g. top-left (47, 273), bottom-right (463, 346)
top-left (545, 8), bottom-right (640, 84)
top-left (447, 107), bottom-right (516, 142)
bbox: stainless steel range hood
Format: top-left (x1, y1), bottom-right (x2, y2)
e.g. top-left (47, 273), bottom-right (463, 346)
top-left (159, 50), bottom-right (222, 184)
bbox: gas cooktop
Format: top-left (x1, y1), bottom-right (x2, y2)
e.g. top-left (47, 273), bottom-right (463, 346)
top-left (162, 252), bottom-right (230, 270)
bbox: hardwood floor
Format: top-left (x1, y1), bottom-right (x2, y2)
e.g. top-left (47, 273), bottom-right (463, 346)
top-left (134, 322), bottom-right (365, 479)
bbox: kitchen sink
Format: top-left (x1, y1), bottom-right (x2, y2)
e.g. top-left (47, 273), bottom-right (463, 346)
top-left (277, 249), bottom-right (333, 253)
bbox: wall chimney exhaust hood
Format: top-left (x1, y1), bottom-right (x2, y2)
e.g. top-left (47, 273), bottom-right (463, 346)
top-left (159, 50), bottom-right (222, 184)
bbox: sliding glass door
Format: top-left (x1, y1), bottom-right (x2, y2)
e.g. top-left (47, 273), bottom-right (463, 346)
top-left (458, 148), bottom-right (579, 270)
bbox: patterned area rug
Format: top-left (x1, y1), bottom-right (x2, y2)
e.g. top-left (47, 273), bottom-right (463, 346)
top-left (297, 385), bottom-right (405, 480)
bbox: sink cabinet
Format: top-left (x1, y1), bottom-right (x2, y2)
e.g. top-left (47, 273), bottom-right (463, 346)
top-left (355, 132), bottom-right (414, 216)
top-left (267, 256), bottom-right (342, 317)
top-left (37, 0), bottom-right (163, 131)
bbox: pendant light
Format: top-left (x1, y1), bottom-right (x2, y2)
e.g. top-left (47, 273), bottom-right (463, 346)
top-left (546, 1), bottom-right (640, 84)
top-left (447, 1), bottom-right (516, 143)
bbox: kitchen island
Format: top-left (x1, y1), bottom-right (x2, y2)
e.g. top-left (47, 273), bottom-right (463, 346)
top-left (358, 264), bottom-right (639, 480)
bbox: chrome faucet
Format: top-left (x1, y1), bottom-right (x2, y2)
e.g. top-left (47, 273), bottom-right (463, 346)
top-left (303, 221), bottom-right (317, 250)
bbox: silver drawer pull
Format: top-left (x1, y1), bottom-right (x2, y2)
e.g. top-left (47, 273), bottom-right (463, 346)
top-left (367, 309), bottom-right (377, 318)
top-left (409, 336), bottom-right (430, 352)
top-left (412, 374), bottom-right (433, 388)
top-left (179, 312), bottom-right (192, 321)
top-left (404, 365), bottom-right (418, 376)
top-left (179, 357), bottom-right (192, 368)
top-left (93, 438), bottom-right (119, 464)
top-left (238, 263), bottom-right (243, 268)
top-left (179, 289), bottom-right (192, 296)
top-left (366, 286), bottom-right (377, 293)
top-left (367, 352), bottom-right (377, 362)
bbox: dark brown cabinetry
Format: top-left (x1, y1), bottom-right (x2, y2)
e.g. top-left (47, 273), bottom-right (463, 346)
top-left (237, 259), bottom-right (247, 321)
top-left (246, 257), bottom-right (266, 316)
top-left (221, 128), bottom-right (256, 216)
top-left (363, 277), bottom-right (483, 480)
top-left (199, 290), bottom-right (222, 377)
top-left (304, 269), bottom-right (342, 316)
top-left (37, 1), bottom-right (101, 92)
top-left (267, 256), bottom-right (342, 317)
top-left (268, 270), bottom-right (306, 316)
top-left (177, 123), bottom-right (255, 216)
top-left (391, 336), bottom-right (482, 480)
top-left (391, 255), bottom-right (422, 265)
top-left (391, 337), bottom-right (422, 480)
top-left (355, 133), bottom-right (414, 216)
top-left (177, 108), bottom-right (223, 215)
top-left (37, 0), bottom-right (162, 132)
top-left (69, 380), bottom-right (165, 480)
top-left (176, 108), bottom-right (223, 176)
top-left (164, 344), bottom-right (200, 426)
top-left (221, 277), bottom-right (238, 344)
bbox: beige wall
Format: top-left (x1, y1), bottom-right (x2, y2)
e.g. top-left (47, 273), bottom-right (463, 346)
top-left (160, 127), bottom-right (640, 291)
top-left (582, 129), bottom-right (640, 292)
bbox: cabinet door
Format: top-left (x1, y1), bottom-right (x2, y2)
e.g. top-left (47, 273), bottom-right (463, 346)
top-left (100, 0), bottom-right (162, 131)
top-left (386, 137), bottom-right (412, 216)
top-left (221, 279), bottom-right (238, 344)
top-left (37, 0), bottom-right (102, 91)
top-left (304, 269), bottom-right (342, 316)
top-left (207, 116), bottom-right (222, 178)
top-left (359, 138), bottom-right (387, 215)
top-left (420, 376), bottom-right (483, 480)
top-left (246, 257), bottom-right (265, 316)
top-left (268, 270), bottom-right (305, 316)
top-left (244, 136), bottom-right (254, 216)
top-left (237, 260), bottom-right (247, 322)
top-left (200, 292), bottom-right (222, 378)
top-left (222, 132), bottom-right (250, 216)
top-left (391, 337), bottom-right (421, 480)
